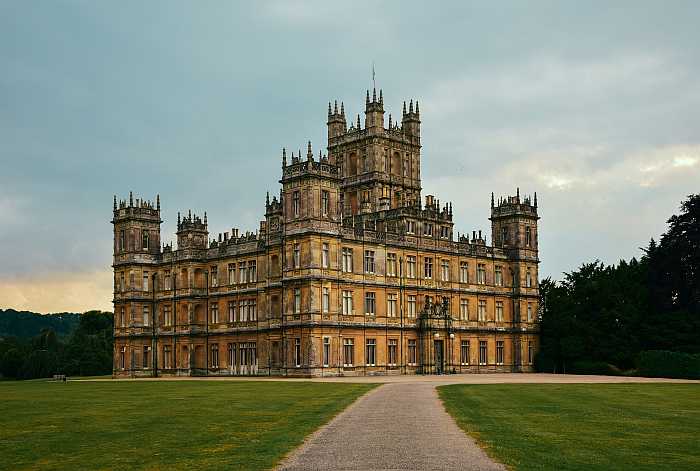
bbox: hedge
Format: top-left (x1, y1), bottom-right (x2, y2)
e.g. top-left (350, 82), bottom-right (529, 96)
top-left (638, 350), bottom-right (700, 380)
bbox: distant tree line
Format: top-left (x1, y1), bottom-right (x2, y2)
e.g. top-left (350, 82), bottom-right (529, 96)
top-left (0, 311), bottom-right (113, 379)
top-left (537, 194), bottom-right (700, 378)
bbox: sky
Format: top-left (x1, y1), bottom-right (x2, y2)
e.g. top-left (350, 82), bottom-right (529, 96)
top-left (1, 1), bottom-right (699, 313)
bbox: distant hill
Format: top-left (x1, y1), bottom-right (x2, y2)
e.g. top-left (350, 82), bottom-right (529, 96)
top-left (0, 309), bottom-right (81, 339)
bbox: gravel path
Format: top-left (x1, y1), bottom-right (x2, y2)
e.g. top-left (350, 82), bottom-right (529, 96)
top-left (276, 382), bottom-right (506, 471)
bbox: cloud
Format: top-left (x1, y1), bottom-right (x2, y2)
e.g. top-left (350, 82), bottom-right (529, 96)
top-left (0, 271), bottom-right (113, 313)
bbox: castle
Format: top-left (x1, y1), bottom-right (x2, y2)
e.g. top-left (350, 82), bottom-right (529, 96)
top-left (112, 89), bottom-right (540, 377)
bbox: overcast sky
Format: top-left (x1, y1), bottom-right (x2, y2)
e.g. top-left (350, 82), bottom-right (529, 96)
top-left (1, 1), bottom-right (699, 313)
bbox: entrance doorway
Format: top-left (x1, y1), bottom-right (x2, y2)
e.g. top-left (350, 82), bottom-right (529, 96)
top-left (434, 340), bottom-right (444, 374)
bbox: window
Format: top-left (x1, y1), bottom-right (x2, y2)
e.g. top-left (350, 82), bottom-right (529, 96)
top-left (322, 243), bottom-right (329, 268)
top-left (120, 273), bottom-right (125, 292)
top-left (228, 301), bottom-right (236, 322)
top-left (120, 346), bottom-right (126, 369)
top-left (293, 244), bottom-right (301, 268)
top-left (407, 295), bottom-right (417, 318)
top-left (228, 343), bottom-right (235, 367)
top-left (461, 340), bottom-right (470, 365)
top-left (130, 272), bottom-right (135, 289)
top-left (496, 341), bottom-right (504, 365)
top-left (477, 264), bottom-right (486, 285)
top-left (387, 293), bottom-right (398, 317)
top-left (365, 292), bottom-right (375, 315)
top-left (364, 250), bottom-right (375, 274)
top-left (388, 339), bottom-right (397, 366)
top-left (479, 341), bottom-right (488, 365)
top-left (164, 272), bottom-right (171, 290)
top-left (424, 223), bottom-right (433, 236)
top-left (119, 230), bottom-right (125, 251)
top-left (323, 337), bottom-right (331, 367)
top-left (440, 226), bottom-right (449, 238)
top-left (249, 299), bottom-right (257, 321)
top-left (238, 262), bottom-right (246, 283)
top-left (239, 300), bottom-right (245, 321)
top-left (119, 307), bottom-right (125, 327)
top-left (211, 344), bottom-right (219, 368)
top-left (501, 227), bottom-right (508, 246)
top-left (527, 303), bottom-right (533, 322)
top-left (343, 338), bottom-right (354, 366)
top-left (460, 299), bottom-right (469, 320)
top-left (228, 264), bottom-right (236, 285)
top-left (294, 338), bottom-right (301, 367)
top-left (142, 230), bottom-right (149, 250)
top-left (143, 272), bottom-right (149, 291)
top-left (211, 266), bottom-right (218, 287)
top-left (528, 341), bottom-right (534, 364)
top-left (294, 288), bottom-right (301, 314)
top-left (478, 300), bottom-right (487, 322)
top-left (459, 262), bottom-right (468, 283)
top-left (496, 301), bottom-right (504, 322)
top-left (366, 339), bottom-right (376, 366)
top-left (163, 306), bottom-right (171, 326)
top-left (407, 256), bottom-right (416, 278)
top-left (322, 287), bottom-right (330, 313)
top-left (495, 266), bottom-right (503, 287)
top-left (342, 248), bottom-right (353, 272)
top-left (441, 259), bottom-right (449, 281)
top-left (293, 191), bottom-right (300, 217)
top-left (321, 190), bottom-right (329, 216)
top-left (408, 339), bottom-right (417, 365)
top-left (406, 220), bottom-right (416, 234)
top-left (143, 346), bottom-right (150, 369)
top-left (248, 261), bottom-right (256, 282)
top-left (526, 226), bottom-right (532, 247)
top-left (163, 345), bottom-right (171, 369)
top-left (386, 253), bottom-right (397, 277)
top-left (342, 290), bottom-right (353, 315)
top-left (526, 268), bottom-right (533, 287)
top-left (424, 257), bottom-right (433, 279)
top-left (143, 305), bottom-right (149, 326)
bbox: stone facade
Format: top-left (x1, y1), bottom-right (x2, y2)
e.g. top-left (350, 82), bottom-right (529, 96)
top-left (112, 90), bottom-right (540, 377)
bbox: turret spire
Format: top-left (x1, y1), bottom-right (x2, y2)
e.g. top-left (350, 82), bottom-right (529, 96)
top-left (113, 195), bottom-right (117, 211)
top-left (282, 147), bottom-right (287, 167)
top-left (307, 141), bottom-right (313, 160)
top-left (156, 194), bottom-right (160, 211)
top-left (491, 192), bottom-right (494, 208)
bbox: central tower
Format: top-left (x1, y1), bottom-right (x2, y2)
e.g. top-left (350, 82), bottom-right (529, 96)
top-left (327, 89), bottom-right (422, 216)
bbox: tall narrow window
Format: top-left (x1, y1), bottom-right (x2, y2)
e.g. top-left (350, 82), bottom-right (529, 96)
top-left (342, 248), bottom-right (353, 272)
top-left (525, 226), bottom-right (532, 247)
top-left (366, 339), bottom-right (376, 366)
top-left (322, 243), bottom-right (329, 268)
top-left (210, 303), bottom-right (219, 324)
top-left (424, 223), bottom-right (433, 236)
top-left (248, 261), bottom-right (256, 282)
top-left (343, 338), bottom-right (354, 367)
top-left (120, 273), bottom-right (125, 292)
top-left (239, 300), bottom-right (245, 321)
top-left (323, 337), bottom-right (330, 367)
top-left (293, 191), bottom-right (300, 217)
top-left (293, 244), bottom-right (301, 269)
top-left (228, 264), bottom-right (236, 285)
top-left (163, 345), bottom-right (171, 369)
top-left (294, 288), bottom-right (301, 314)
top-left (364, 292), bottom-right (376, 316)
top-left (294, 338), bottom-right (301, 367)
top-left (496, 341), bottom-right (504, 365)
top-left (461, 340), bottom-right (470, 365)
top-left (211, 266), bottom-right (218, 287)
top-left (496, 301), bottom-right (504, 322)
top-left (211, 344), bottom-right (219, 368)
top-left (321, 190), bottom-right (329, 216)
top-left (407, 295), bottom-right (417, 318)
top-left (407, 256), bottom-right (416, 278)
top-left (143, 346), bottom-right (150, 369)
top-left (388, 339), bottom-right (397, 366)
top-left (477, 264), bottom-right (486, 285)
top-left (441, 259), bottom-right (449, 281)
top-left (120, 307), bottom-right (125, 327)
top-left (408, 339), bottom-right (417, 365)
top-left (478, 300), bottom-right (487, 322)
top-left (424, 257), bottom-right (433, 279)
top-left (364, 250), bottom-right (375, 274)
top-left (387, 293), bottom-right (397, 317)
top-left (163, 306), bottom-right (171, 326)
top-left (406, 220), bottom-right (415, 234)
top-left (460, 261), bottom-right (468, 283)
top-left (143, 305), bottom-right (149, 326)
top-left (228, 301), bottom-right (235, 322)
top-left (495, 266), bottom-right (503, 287)
top-left (322, 287), bottom-right (330, 313)
top-left (479, 341), bottom-right (488, 365)
top-left (527, 303), bottom-right (533, 322)
top-left (528, 341), bottom-right (534, 364)
top-left (386, 253), bottom-right (397, 277)
top-left (526, 268), bottom-right (533, 288)
top-left (501, 227), bottom-right (508, 246)
top-left (238, 262), bottom-right (246, 283)
top-left (143, 272), bottom-right (149, 291)
top-left (164, 272), bottom-right (171, 291)
top-left (120, 346), bottom-right (126, 369)
top-left (460, 299), bottom-right (469, 320)
top-left (342, 290), bottom-right (353, 315)
top-left (119, 230), bottom-right (125, 251)
top-left (142, 230), bottom-right (149, 250)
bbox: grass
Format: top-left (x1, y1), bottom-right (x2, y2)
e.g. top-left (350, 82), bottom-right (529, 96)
top-left (0, 380), bottom-right (375, 470)
top-left (438, 383), bottom-right (700, 470)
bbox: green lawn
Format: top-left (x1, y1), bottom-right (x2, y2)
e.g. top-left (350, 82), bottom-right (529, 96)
top-left (439, 383), bottom-right (700, 470)
top-left (0, 380), bottom-right (375, 470)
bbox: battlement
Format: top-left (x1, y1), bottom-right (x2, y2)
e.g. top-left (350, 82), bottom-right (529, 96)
top-left (490, 189), bottom-right (538, 219)
top-left (112, 192), bottom-right (161, 222)
top-left (177, 210), bottom-right (207, 232)
top-left (281, 142), bottom-right (340, 182)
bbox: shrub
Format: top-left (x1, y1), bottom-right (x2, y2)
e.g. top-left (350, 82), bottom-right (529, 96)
top-left (571, 360), bottom-right (621, 376)
top-left (638, 350), bottom-right (700, 379)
